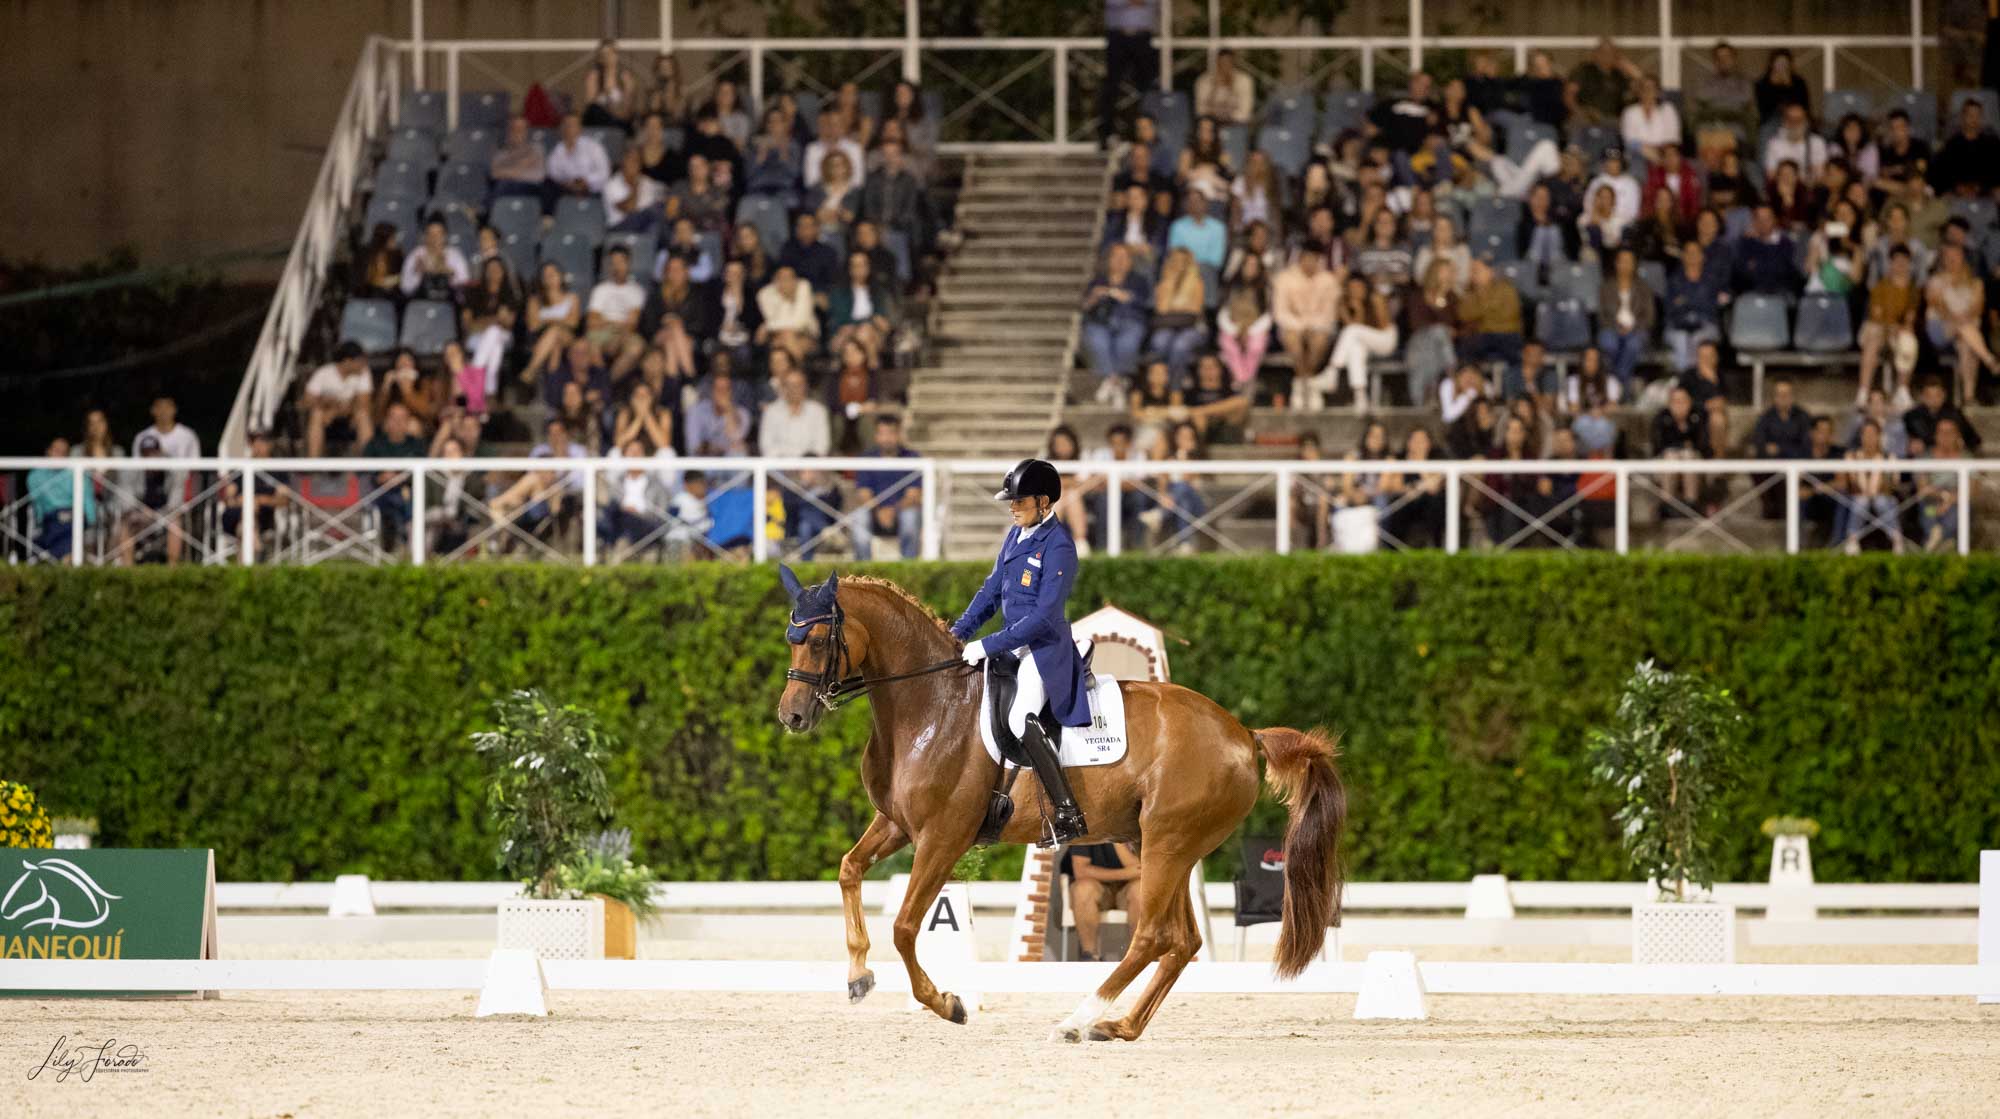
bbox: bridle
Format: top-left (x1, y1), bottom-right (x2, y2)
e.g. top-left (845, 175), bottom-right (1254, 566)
top-left (784, 596), bottom-right (972, 711)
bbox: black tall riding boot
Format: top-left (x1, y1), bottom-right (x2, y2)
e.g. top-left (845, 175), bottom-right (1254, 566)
top-left (1019, 714), bottom-right (1089, 846)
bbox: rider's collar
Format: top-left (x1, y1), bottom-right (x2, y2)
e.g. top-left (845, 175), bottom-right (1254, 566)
top-left (1020, 509), bottom-right (1056, 539)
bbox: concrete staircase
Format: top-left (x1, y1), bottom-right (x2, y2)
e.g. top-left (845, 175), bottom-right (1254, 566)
top-left (904, 150), bottom-right (1109, 560)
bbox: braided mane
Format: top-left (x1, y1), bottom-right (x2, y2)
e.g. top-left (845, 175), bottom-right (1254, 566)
top-left (840, 575), bottom-right (956, 641)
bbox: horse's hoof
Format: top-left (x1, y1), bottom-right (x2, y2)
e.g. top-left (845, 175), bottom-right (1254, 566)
top-left (943, 993), bottom-right (968, 1024)
top-left (1049, 1024), bottom-right (1084, 1044)
top-left (847, 971), bottom-right (875, 1004)
top-left (1087, 1021), bottom-right (1123, 1042)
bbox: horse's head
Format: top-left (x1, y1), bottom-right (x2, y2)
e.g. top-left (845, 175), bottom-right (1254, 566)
top-left (777, 564), bottom-right (873, 733)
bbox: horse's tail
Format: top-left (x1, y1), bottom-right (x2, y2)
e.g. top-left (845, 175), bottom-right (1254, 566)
top-left (1253, 726), bottom-right (1347, 980)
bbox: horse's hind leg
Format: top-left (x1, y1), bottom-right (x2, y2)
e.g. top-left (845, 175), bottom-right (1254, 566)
top-left (839, 812), bottom-right (908, 1003)
top-left (1089, 875), bottom-right (1199, 1041)
top-left (1049, 846), bottom-right (1198, 1043)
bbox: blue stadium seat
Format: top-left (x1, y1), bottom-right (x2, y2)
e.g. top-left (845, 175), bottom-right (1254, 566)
top-left (500, 231), bottom-right (538, 279)
top-left (528, 126), bottom-right (556, 154)
top-left (1886, 88), bottom-right (1938, 143)
top-left (1142, 90), bottom-right (1191, 138)
top-left (1948, 196), bottom-right (1998, 234)
top-left (385, 128), bottom-right (438, 164)
top-left (361, 195), bottom-right (420, 249)
top-left (604, 231), bottom-right (659, 279)
top-left (1264, 86), bottom-right (1315, 130)
top-left (458, 90), bottom-right (510, 130)
top-left (1507, 121), bottom-right (1558, 166)
top-left (1466, 197), bottom-right (1523, 245)
top-left (1823, 90), bottom-right (1874, 131)
top-left (1256, 124), bottom-right (1310, 178)
top-left (1729, 293), bottom-right (1791, 352)
top-left (857, 89), bottom-right (884, 124)
top-left (552, 195), bottom-right (607, 245)
top-left (399, 90), bottom-right (447, 134)
top-left (489, 195), bottom-right (541, 242)
top-left (1637, 260), bottom-right (1668, 302)
top-left (735, 195), bottom-right (790, 254)
top-left (1950, 89), bottom-right (2000, 131)
top-left (1473, 230), bottom-right (1517, 263)
top-left (538, 231), bottom-right (597, 291)
top-left (697, 230), bottom-right (724, 269)
top-left (1221, 123), bottom-right (1249, 171)
top-left (431, 204), bottom-right (478, 255)
top-left (398, 299), bottom-right (459, 357)
top-left (1319, 90), bottom-right (1372, 142)
top-left (371, 159), bottom-right (429, 200)
top-left (585, 126), bottom-right (627, 166)
top-left (433, 161), bottom-right (490, 207)
top-left (1536, 299), bottom-right (1593, 352)
top-left (1573, 123), bottom-right (1617, 164)
top-left (1793, 294), bottom-right (1854, 353)
top-left (338, 299), bottom-right (399, 355)
top-left (793, 91), bottom-right (824, 138)
top-left (443, 127), bottom-right (500, 166)
top-left (1722, 205), bottom-right (1754, 241)
top-left (1550, 260), bottom-right (1601, 305)
top-left (1496, 259), bottom-right (1545, 303)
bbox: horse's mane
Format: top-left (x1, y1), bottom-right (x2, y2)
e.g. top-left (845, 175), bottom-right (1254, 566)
top-left (842, 575), bottom-right (955, 641)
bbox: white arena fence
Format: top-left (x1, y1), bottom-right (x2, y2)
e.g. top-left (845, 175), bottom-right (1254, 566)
top-left (5, 455), bottom-right (1997, 566)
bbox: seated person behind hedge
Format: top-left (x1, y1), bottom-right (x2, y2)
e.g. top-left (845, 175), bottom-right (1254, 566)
top-left (756, 264), bottom-right (820, 367)
top-left (849, 414), bottom-right (922, 561)
top-left (1167, 187), bottom-right (1227, 272)
top-left (1273, 245), bottom-right (1340, 403)
top-left (778, 211), bottom-right (841, 296)
top-left (1838, 419), bottom-right (1904, 553)
top-left (303, 341), bottom-right (375, 457)
top-left (1183, 353), bottom-right (1251, 443)
top-left (361, 402), bottom-right (429, 550)
top-left (1456, 257), bottom-right (1524, 381)
top-left (1149, 248), bottom-right (1208, 388)
top-left (759, 367), bottom-right (832, 458)
top-left (400, 218), bottom-right (470, 303)
top-left (1903, 375), bottom-right (1983, 456)
top-left (827, 250), bottom-right (896, 368)
top-left (490, 417), bottom-right (589, 537)
top-left (604, 148), bottom-right (664, 233)
top-left (1081, 243), bottom-right (1153, 402)
top-left (28, 436), bottom-right (95, 561)
top-left (586, 246), bottom-right (647, 360)
top-left (1916, 418), bottom-right (1968, 550)
top-left (601, 436), bottom-right (674, 557)
top-left (1651, 385), bottom-right (1711, 514)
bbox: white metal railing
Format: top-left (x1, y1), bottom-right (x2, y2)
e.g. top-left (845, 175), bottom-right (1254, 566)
top-left (4, 455), bottom-right (1992, 565)
top-left (223, 35), bottom-right (398, 455)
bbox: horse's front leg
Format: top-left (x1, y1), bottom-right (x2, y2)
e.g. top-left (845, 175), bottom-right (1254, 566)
top-left (892, 825), bottom-right (980, 1024)
top-left (838, 812), bottom-right (908, 1003)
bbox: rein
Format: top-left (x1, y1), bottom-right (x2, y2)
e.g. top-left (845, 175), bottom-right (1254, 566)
top-left (785, 605), bottom-right (973, 710)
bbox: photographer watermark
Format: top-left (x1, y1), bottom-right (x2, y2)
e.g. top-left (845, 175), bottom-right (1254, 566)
top-left (27, 1036), bottom-right (150, 1083)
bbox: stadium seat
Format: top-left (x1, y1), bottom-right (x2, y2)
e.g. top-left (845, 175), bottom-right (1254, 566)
top-left (361, 195), bottom-right (420, 249)
top-left (1550, 260), bottom-right (1601, 305)
top-left (399, 299), bottom-right (459, 357)
top-left (489, 195), bottom-right (541, 242)
top-left (538, 231), bottom-right (597, 291)
top-left (500, 231), bottom-right (538, 279)
top-left (430, 203), bottom-right (478, 253)
top-left (1822, 90), bottom-right (1874, 131)
top-left (1949, 89), bottom-right (2000, 131)
top-left (552, 195), bottom-right (607, 245)
top-left (1256, 124), bottom-right (1310, 178)
top-left (604, 231), bottom-right (659, 279)
top-left (399, 90), bottom-right (447, 134)
top-left (371, 159), bottom-right (429, 200)
top-left (1221, 123), bottom-right (1249, 171)
top-left (736, 194), bottom-right (790, 254)
top-left (1573, 123), bottom-right (1617, 163)
top-left (697, 230), bottom-right (724, 269)
top-left (385, 127), bottom-right (438, 164)
top-left (1473, 230), bottom-right (1517, 263)
top-left (443, 127), bottom-right (500, 166)
top-left (1466, 197), bottom-right (1522, 245)
top-left (794, 91), bottom-right (823, 137)
top-left (1729, 293), bottom-right (1791, 352)
top-left (1319, 90), bottom-right (1372, 142)
top-left (1507, 121), bottom-right (1558, 166)
top-left (1536, 299), bottom-right (1593, 353)
top-left (434, 161), bottom-right (490, 208)
top-left (1722, 205), bottom-right (1753, 241)
top-left (1264, 86), bottom-right (1315, 130)
top-left (1142, 90), bottom-right (1191, 138)
top-left (1637, 260), bottom-right (1668, 302)
top-left (528, 126), bottom-right (556, 154)
top-left (857, 89), bottom-right (884, 123)
top-left (1948, 196), bottom-right (1998, 234)
top-left (459, 90), bottom-right (510, 130)
top-left (1885, 88), bottom-right (1937, 142)
top-left (1793, 294), bottom-right (1853, 353)
top-left (1496, 259), bottom-right (1545, 303)
top-left (338, 299), bottom-right (399, 355)
top-left (585, 126), bottom-right (627, 166)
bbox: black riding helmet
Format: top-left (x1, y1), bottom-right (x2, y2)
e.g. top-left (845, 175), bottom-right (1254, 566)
top-left (994, 458), bottom-right (1062, 502)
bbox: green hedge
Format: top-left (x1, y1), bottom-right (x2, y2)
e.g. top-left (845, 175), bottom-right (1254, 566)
top-left (1, 556), bottom-right (1995, 885)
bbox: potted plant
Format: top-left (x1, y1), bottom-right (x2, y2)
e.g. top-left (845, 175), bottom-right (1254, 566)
top-left (1761, 816), bottom-right (1820, 920)
top-left (0, 782), bottom-right (54, 849)
top-left (474, 689), bottom-right (615, 959)
top-left (557, 829), bottom-right (660, 960)
top-left (1588, 659), bottom-right (1745, 964)
top-left (52, 816), bottom-right (99, 850)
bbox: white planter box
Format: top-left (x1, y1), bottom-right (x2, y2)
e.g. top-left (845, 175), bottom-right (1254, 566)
top-left (1633, 901), bottom-right (1736, 964)
top-left (497, 897), bottom-right (605, 960)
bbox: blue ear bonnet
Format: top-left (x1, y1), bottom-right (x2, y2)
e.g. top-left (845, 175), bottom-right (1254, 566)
top-left (781, 562), bottom-right (841, 644)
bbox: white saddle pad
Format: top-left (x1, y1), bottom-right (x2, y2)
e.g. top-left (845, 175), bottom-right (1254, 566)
top-left (978, 672), bottom-right (1129, 768)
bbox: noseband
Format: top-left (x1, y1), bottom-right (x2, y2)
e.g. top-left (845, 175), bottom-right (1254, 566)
top-left (784, 597), bottom-right (974, 711)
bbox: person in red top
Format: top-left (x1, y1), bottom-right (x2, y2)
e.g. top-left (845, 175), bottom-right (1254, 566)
top-left (1644, 143), bottom-right (1704, 227)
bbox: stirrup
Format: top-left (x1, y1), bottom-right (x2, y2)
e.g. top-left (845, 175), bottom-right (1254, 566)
top-left (1037, 802), bottom-right (1089, 848)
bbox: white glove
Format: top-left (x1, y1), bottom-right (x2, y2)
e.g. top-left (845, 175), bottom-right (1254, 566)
top-left (960, 639), bottom-right (987, 666)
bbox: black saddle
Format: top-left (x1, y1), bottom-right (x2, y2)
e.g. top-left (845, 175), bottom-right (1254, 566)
top-left (983, 644), bottom-right (1096, 768)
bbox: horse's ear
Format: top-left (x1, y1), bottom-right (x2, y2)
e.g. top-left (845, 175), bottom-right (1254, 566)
top-left (827, 569), bottom-right (841, 592)
top-left (778, 563), bottom-right (804, 602)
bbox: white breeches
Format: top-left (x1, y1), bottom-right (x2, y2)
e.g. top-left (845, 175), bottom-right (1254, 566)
top-left (1008, 647), bottom-right (1043, 738)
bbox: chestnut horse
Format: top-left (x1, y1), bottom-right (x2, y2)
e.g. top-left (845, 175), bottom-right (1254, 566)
top-left (775, 568), bottom-right (1347, 1042)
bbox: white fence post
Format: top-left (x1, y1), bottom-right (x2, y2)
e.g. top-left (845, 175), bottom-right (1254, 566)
top-left (70, 465), bottom-right (85, 567)
top-left (1981, 850), bottom-right (1998, 1003)
top-left (1274, 467), bottom-right (1292, 555)
top-left (410, 465), bottom-right (427, 566)
top-left (445, 46), bottom-right (461, 130)
top-left (241, 465), bottom-right (257, 566)
top-left (1054, 44), bottom-right (1069, 146)
top-left (1614, 468), bottom-right (1631, 554)
top-left (582, 466), bottom-right (598, 566)
top-left (1443, 465), bottom-right (1460, 553)
top-left (921, 459), bottom-right (940, 560)
top-left (751, 465), bottom-right (769, 562)
top-left (1784, 466), bottom-right (1799, 554)
top-left (1106, 465), bottom-right (1123, 556)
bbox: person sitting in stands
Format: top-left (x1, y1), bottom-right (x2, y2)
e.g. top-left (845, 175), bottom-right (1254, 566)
top-left (1064, 841), bottom-right (1140, 962)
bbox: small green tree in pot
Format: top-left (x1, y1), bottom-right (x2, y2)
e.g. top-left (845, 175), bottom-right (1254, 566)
top-left (1588, 660), bottom-right (1745, 902)
top-left (473, 690), bottom-right (614, 899)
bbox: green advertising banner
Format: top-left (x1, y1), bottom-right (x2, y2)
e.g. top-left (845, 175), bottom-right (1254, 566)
top-left (0, 848), bottom-right (217, 998)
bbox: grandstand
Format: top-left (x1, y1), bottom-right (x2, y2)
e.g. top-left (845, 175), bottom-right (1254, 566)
top-left (8, 6), bottom-right (1999, 566)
